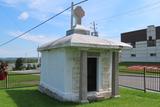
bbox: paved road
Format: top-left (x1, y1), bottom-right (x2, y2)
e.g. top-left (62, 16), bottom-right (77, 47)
top-left (119, 75), bottom-right (160, 91)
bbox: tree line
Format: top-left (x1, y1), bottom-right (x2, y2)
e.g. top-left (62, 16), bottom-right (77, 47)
top-left (0, 58), bottom-right (40, 71)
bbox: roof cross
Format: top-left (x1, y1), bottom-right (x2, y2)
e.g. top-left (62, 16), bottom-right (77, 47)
top-left (74, 6), bottom-right (85, 25)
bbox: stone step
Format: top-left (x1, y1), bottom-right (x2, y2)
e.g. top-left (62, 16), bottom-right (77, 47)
top-left (96, 95), bottom-right (105, 100)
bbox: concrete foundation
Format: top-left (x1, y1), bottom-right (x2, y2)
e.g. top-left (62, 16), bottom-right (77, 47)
top-left (39, 85), bottom-right (112, 103)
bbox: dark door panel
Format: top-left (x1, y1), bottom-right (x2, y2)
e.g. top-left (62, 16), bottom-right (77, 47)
top-left (87, 58), bottom-right (97, 92)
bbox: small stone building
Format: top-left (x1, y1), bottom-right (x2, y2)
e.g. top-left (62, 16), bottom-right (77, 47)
top-left (38, 6), bottom-right (131, 103)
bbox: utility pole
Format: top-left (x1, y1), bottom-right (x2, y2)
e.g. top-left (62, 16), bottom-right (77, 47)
top-left (91, 21), bottom-right (98, 37)
top-left (71, 2), bottom-right (74, 29)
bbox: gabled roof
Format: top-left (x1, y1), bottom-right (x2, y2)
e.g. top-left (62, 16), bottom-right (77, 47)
top-left (38, 34), bottom-right (131, 51)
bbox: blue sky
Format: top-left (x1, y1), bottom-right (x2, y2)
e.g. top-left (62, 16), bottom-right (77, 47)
top-left (0, 0), bottom-right (160, 57)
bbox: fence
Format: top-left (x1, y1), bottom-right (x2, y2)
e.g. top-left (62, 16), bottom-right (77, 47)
top-left (144, 67), bottom-right (160, 92)
top-left (0, 72), bottom-right (40, 89)
top-left (119, 67), bottom-right (160, 92)
top-left (119, 72), bottom-right (144, 91)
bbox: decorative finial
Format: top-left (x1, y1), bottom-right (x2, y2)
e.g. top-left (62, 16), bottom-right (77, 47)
top-left (74, 6), bottom-right (85, 25)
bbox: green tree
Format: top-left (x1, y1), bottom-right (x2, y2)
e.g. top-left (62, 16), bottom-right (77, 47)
top-left (32, 64), bottom-right (36, 69)
top-left (15, 58), bottom-right (24, 70)
top-left (26, 64), bottom-right (32, 70)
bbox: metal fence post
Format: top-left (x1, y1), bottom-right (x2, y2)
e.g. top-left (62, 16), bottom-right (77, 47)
top-left (144, 67), bottom-right (146, 93)
top-left (5, 74), bottom-right (8, 89)
top-left (159, 69), bottom-right (160, 92)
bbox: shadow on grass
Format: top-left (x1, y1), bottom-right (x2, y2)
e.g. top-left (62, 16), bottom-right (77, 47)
top-left (6, 88), bottom-right (79, 107)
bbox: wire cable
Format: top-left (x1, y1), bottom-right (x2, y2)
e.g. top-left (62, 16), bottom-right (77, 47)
top-left (95, 0), bottom-right (160, 22)
top-left (0, 0), bottom-right (88, 47)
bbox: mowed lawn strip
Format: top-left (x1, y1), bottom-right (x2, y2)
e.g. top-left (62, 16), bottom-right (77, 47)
top-left (0, 87), bottom-right (160, 107)
top-left (0, 74), bottom-right (39, 88)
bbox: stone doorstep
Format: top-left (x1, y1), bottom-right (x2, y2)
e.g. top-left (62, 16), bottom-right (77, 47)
top-left (113, 95), bottom-right (120, 98)
top-left (87, 91), bottom-right (112, 101)
top-left (80, 100), bottom-right (89, 103)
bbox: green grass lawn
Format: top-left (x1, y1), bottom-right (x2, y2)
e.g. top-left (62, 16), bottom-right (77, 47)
top-left (0, 87), bottom-right (160, 107)
top-left (0, 74), bottom-right (39, 89)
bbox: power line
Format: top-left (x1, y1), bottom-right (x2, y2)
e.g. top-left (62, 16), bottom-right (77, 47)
top-left (0, 0), bottom-right (88, 47)
top-left (95, 0), bottom-right (160, 22)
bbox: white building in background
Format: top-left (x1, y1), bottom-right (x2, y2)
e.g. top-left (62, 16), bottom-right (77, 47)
top-left (120, 25), bottom-right (160, 62)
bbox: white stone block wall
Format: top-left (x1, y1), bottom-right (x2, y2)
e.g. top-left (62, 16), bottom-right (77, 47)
top-left (65, 48), bottom-right (112, 98)
top-left (64, 48), bottom-right (81, 101)
top-left (99, 51), bottom-right (112, 92)
top-left (40, 48), bottom-right (66, 94)
top-left (40, 48), bottom-right (81, 102)
top-left (40, 48), bottom-right (113, 102)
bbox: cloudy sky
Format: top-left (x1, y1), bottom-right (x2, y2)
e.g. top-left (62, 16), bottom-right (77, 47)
top-left (0, 0), bottom-right (160, 57)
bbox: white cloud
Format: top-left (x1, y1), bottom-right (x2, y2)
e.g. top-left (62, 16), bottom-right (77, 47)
top-left (2, 0), bottom-right (29, 6)
top-left (2, 0), bottom-right (69, 21)
top-left (0, 48), bottom-right (12, 57)
top-left (18, 12), bottom-right (29, 21)
top-left (3, 1), bottom-right (160, 38)
top-left (0, 47), bottom-right (38, 57)
top-left (100, 32), bottom-right (120, 42)
top-left (9, 31), bottom-right (57, 44)
top-left (0, 48), bottom-right (10, 55)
